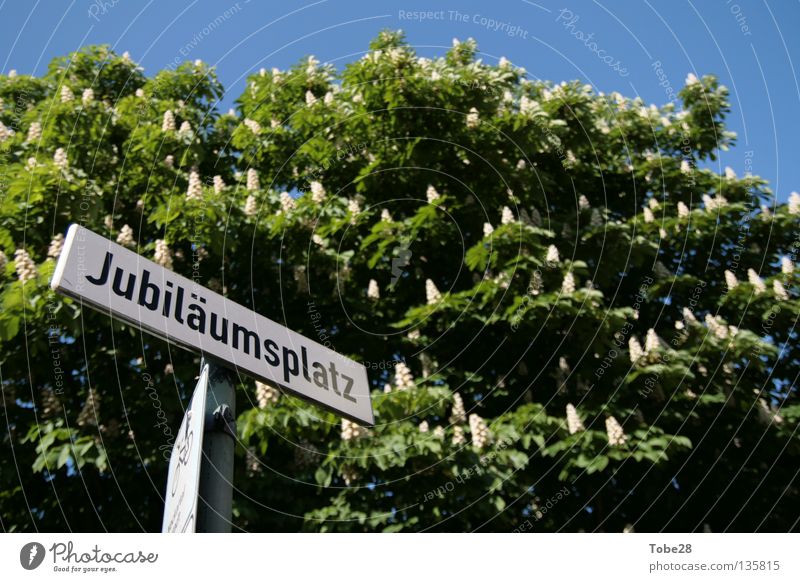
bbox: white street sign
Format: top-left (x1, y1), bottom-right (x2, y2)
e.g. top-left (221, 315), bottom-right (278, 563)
top-left (162, 364), bottom-right (208, 533)
top-left (51, 224), bottom-right (374, 425)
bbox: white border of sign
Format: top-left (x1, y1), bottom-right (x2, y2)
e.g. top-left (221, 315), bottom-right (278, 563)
top-left (51, 225), bottom-right (374, 425)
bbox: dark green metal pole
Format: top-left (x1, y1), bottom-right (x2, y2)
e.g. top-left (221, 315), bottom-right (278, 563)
top-left (196, 358), bottom-right (236, 533)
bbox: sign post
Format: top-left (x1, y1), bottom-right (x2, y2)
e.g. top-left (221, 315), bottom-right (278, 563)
top-left (51, 224), bottom-right (375, 533)
top-left (196, 360), bottom-right (236, 533)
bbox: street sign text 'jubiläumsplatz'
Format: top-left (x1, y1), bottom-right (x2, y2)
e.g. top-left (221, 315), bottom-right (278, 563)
top-left (51, 224), bottom-right (374, 425)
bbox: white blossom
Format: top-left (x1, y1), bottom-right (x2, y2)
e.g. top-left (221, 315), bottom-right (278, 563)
top-left (483, 222), bottom-right (494, 237)
top-left (566, 403), bottom-right (585, 434)
top-left (516, 158), bottom-right (526, 170)
top-left (347, 198), bottom-right (361, 222)
top-left (629, 336), bottom-right (644, 364)
top-left (243, 118), bottom-right (261, 135)
top-left (606, 416), bottom-right (627, 446)
top-left (53, 148), bottom-right (68, 170)
top-left (501, 206), bottom-right (515, 225)
top-left (648, 197), bottom-right (661, 210)
top-left (546, 244), bottom-right (559, 265)
top-left (724, 166), bottom-right (736, 180)
top-left (8, 69), bottom-right (16, 78)
top-left (418, 421), bottom-right (429, 433)
top-left (162, 110), bottom-right (175, 132)
top-left (677, 201), bottom-right (690, 217)
top-left (724, 270), bottom-right (738, 290)
top-left (81, 88), bottom-right (94, 105)
top-left (306, 55), bottom-right (319, 76)
top-left (685, 72), bottom-right (699, 85)
top-left (747, 268), bottom-right (766, 294)
top-left (466, 107), bottom-right (480, 128)
top-left (426, 185), bottom-right (440, 203)
top-left (0, 250), bottom-right (6, 272)
top-left (433, 426), bottom-right (445, 439)
top-left (394, 361), bottom-right (414, 391)
top-left (380, 209), bottom-right (392, 222)
top-left (774, 279), bottom-right (789, 301)
top-left (246, 168), bottom-right (260, 191)
top-left (270, 118), bottom-right (281, 129)
top-left (47, 234), bottom-right (64, 259)
top-left (452, 425), bottom-right (466, 446)
top-left (760, 204), bottom-right (772, 218)
top-left (116, 225), bottom-right (134, 248)
top-left (704, 194), bottom-right (728, 211)
top-left (425, 278), bottom-right (442, 304)
top-left (705, 313), bottom-right (728, 339)
top-left (683, 307), bottom-right (697, 324)
top-left (154, 239), bottom-right (173, 269)
top-left (164, 155), bottom-right (174, 168)
top-left (789, 192), bottom-right (800, 214)
top-left (781, 257), bottom-right (793, 275)
top-left (367, 279), bottom-right (380, 300)
top-left (27, 121), bottom-right (42, 142)
top-left (186, 167), bottom-right (203, 200)
top-left (60, 85), bottom-right (74, 103)
top-left (450, 393), bottom-right (466, 424)
top-left (213, 175), bottom-right (225, 193)
top-left (244, 195), bottom-right (257, 217)
top-left (310, 181), bottom-right (326, 203)
top-left (178, 120), bottom-right (192, 137)
top-left (561, 272), bottom-right (576, 294)
top-left (578, 195), bottom-right (591, 210)
top-left (324, 91), bottom-right (334, 105)
top-left (305, 90), bottom-right (317, 106)
top-left (279, 192), bottom-right (296, 213)
top-left (645, 328), bottom-right (661, 353)
top-left (312, 234), bottom-right (325, 247)
top-left (135, 88), bottom-right (145, 98)
top-left (681, 160), bottom-right (692, 174)
top-left (14, 249), bottom-right (37, 283)
top-left (0, 121), bottom-right (11, 142)
top-left (255, 381), bottom-right (280, 408)
top-left (498, 56), bottom-right (510, 68)
top-left (643, 207), bottom-right (654, 223)
top-left (340, 466), bottom-right (359, 486)
top-left (469, 413), bottom-right (490, 450)
top-left (341, 418), bottom-right (367, 441)
top-left (520, 95), bottom-right (540, 116)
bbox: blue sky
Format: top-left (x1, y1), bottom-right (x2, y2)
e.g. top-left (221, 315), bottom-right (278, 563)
top-left (1, 0), bottom-right (798, 200)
